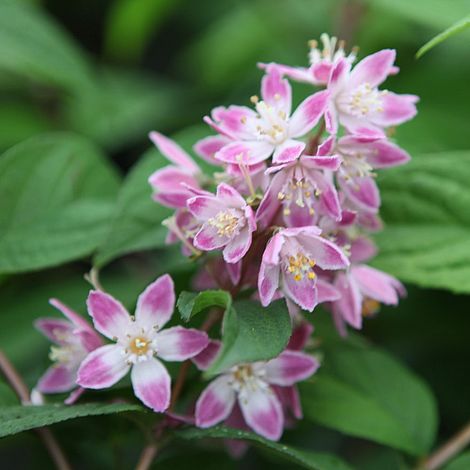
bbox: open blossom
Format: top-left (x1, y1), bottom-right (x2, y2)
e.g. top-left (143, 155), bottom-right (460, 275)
top-left (335, 134), bottom-right (410, 212)
top-left (148, 131), bottom-right (203, 208)
top-left (194, 341), bottom-right (319, 441)
top-left (206, 68), bottom-right (329, 166)
top-left (256, 136), bottom-right (342, 229)
top-left (260, 33), bottom-right (357, 86)
top-left (188, 183), bottom-right (256, 263)
top-left (77, 275), bottom-right (208, 412)
top-left (258, 226), bottom-right (349, 312)
top-left (332, 265), bottom-right (405, 332)
top-left (35, 299), bottom-right (102, 403)
top-left (326, 49), bottom-right (418, 137)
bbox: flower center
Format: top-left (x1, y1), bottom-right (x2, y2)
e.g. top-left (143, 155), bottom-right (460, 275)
top-left (49, 345), bottom-right (77, 365)
top-left (278, 177), bottom-right (320, 216)
top-left (251, 99), bottom-right (288, 145)
top-left (362, 298), bottom-right (380, 317)
top-left (339, 153), bottom-right (374, 182)
top-left (340, 82), bottom-right (386, 117)
top-left (208, 209), bottom-right (241, 237)
top-left (129, 336), bottom-right (150, 356)
top-left (230, 364), bottom-right (267, 398)
top-left (287, 253), bottom-right (316, 281)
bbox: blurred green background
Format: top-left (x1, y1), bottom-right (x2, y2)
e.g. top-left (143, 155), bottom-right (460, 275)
top-left (0, 0), bottom-right (469, 468)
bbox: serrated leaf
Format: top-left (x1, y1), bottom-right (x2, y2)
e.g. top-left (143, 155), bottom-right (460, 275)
top-left (177, 290), bottom-right (232, 322)
top-left (0, 403), bottom-right (144, 438)
top-left (0, 133), bottom-right (120, 274)
top-left (176, 426), bottom-right (353, 470)
top-left (207, 299), bottom-right (292, 375)
top-left (0, 0), bottom-right (92, 91)
top-left (373, 150), bottom-right (470, 293)
top-left (417, 16), bottom-right (470, 57)
top-left (301, 340), bottom-right (437, 456)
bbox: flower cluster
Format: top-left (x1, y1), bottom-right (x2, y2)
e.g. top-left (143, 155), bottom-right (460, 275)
top-left (34, 34), bottom-right (416, 445)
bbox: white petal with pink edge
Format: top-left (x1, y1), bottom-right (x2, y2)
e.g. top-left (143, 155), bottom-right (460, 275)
top-left (265, 350), bottom-right (319, 386)
top-left (155, 326), bottom-right (209, 361)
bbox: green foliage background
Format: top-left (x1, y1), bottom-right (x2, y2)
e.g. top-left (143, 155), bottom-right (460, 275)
top-left (0, 0), bottom-right (469, 468)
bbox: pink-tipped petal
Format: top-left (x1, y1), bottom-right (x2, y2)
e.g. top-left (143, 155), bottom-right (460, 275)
top-left (131, 357), bottom-right (171, 412)
top-left (272, 139), bottom-right (305, 164)
top-left (135, 274), bottom-right (175, 331)
top-left (239, 386), bottom-right (284, 441)
top-left (349, 49), bottom-right (396, 89)
top-left (317, 135), bottom-right (336, 156)
top-left (274, 385), bottom-right (303, 420)
top-left (149, 131), bottom-right (199, 174)
top-left (258, 263), bottom-right (281, 307)
top-left (37, 365), bottom-right (75, 393)
top-left (193, 135), bottom-right (228, 164)
top-left (87, 291), bottom-right (130, 341)
top-left (366, 140), bottom-right (410, 168)
top-left (341, 176), bottom-right (381, 213)
top-left (301, 155), bottom-right (341, 171)
top-left (216, 182), bottom-right (246, 207)
top-left (316, 279), bottom-right (341, 303)
top-left (266, 350), bottom-right (319, 386)
top-left (333, 273), bottom-right (362, 329)
top-left (156, 326), bottom-right (209, 361)
top-left (289, 90), bottom-right (329, 138)
top-left (282, 272), bottom-right (318, 312)
top-left (196, 375), bottom-right (236, 428)
top-left (49, 298), bottom-right (91, 332)
top-left (223, 227), bottom-right (252, 264)
top-left (192, 340), bottom-right (221, 371)
top-left (64, 387), bottom-right (86, 405)
top-left (34, 318), bottom-right (73, 345)
top-left (328, 58), bottom-right (351, 89)
top-left (297, 234), bottom-right (350, 270)
top-left (350, 237), bottom-right (378, 263)
top-left (187, 195), bottom-right (221, 220)
top-left (352, 265), bottom-right (404, 305)
top-left (261, 68), bottom-right (292, 115)
top-left (215, 141), bottom-right (274, 165)
top-left (373, 92), bottom-right (418, 127)
top-left (193, 225), bottom-right (227, 251)
top-left (211, 105), bottom-right (257, 140)
top-left (325, 103), bottom-right (338, 134)
top-left (77, 345), bottom-right (129, 389)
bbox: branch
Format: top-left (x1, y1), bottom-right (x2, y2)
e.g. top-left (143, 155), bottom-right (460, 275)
top-left (419, 421), bottom-right (470, 470)
top-left (0, 350), bottom-right (72, 470)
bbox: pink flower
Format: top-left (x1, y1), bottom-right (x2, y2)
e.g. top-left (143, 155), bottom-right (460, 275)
top-left (35, 299), bottom-right (102, 404)
top-left (258, 226), bottom-right (349, 312)
top-left (77, 275), bottom-right (208, 412)
top-left (194, 342), bottom-right (319, 441)
top-left (336, 134), bottom-right (410, 213)
top-left (188, 183), bottom-right (256, 264)
top-left (332, 265), bottom-right (406, 332)
top-left (206, 68), bottom-right (329, 165)
top-left (256, 136), bottom-right (342, 229)
top-left (148, 131), bottom-right (202, 209)
top-left (326, 50), bottom-right (418, 137)
top-left (260, 33), bottom-right (357, 86)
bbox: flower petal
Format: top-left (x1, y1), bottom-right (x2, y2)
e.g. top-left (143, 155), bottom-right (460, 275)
top-left (223, 226), bottom-right (252, 263)
top-left (49, 298), bottom-right (91, 332)
top-left (366, 139), bottom-right (410, 168)
top-left (272, 139), bottom-right (305, 164)
top-left (349, 49), bottom-right (396, 89)
top-left (131, 357), bottom-right (171, 412)
top-left (193, 224), bottom-right (227, 251)
top-left (261, 67), bottom-right (292, 115)
top-left (296, 233), bottom-right (350, 270)
top-left (340, 175), bottom-right (381, 213)
top-left (193, 135), bottom-right (228, 164)
top-left (316, 278), bottom-right (341, 303)
top-left (239, 386), bottom-right (284, 440)
top-left (187, 194), bottom-right (221, 220)
top-left (216, 182), bottom-right (246, 207)
top-left (149, 131), bottom-right (199, 174)
top-left (215, 141), bottom-right (274, 165)
top-left (87, 291), bottom-right (131, 340)
top-left (266, 350), bottom-right (319, 386)
top-left (196, 375), bottom-right (236, 428)
top-left (289, 90), bottom-right (329, 138)
top-left (37, 365), bottom-right (76, 393)
top-left (77, 345), bottom-right (130, 389)
top-left (135, 274), bottom-right (175, 331)
top-left (192, 340), bottom-right (221, 371)
top-left (156, 326), bottom-right (209, 361)
top-left (287, 322), bottom-right (314, 351)
top-left (333, 273), bottom-right (362, 329)
top-left (34, 318), bottom-right (73, 345)
top-left (273, 385), bottom-right (303, 420)
top-left (372, 92), bottom-right (418, 127)
top-left (282, 272), bottom-right (318, 312)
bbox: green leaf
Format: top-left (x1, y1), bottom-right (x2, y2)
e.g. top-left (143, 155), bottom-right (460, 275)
top-left (301, 339), bottom-right (437, 456)
top-left (417, 16), bottom-right (470, 57)
top-left (373, 150), bottom-right (470, 293)
top-left (443, 451), bottom-right (470, 470)
top-left (176, 426), bottom-right (354, 470)
top-left (65, 68), bottom-right (181, 151)
top-left (0, 403), bottom-right (143, 438)
top-left (177, 290), bottom-right (232, 322)
top-left (93, 125), bottom-right (210, 267)
top-left (104, 0), bottom-right (178, 61)
top-left (0, 0), bottom-right (92, 91)
top-left (0, 133), bottom-right (120, 274)
top-left (207, 299), bottom-right (292, 375)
